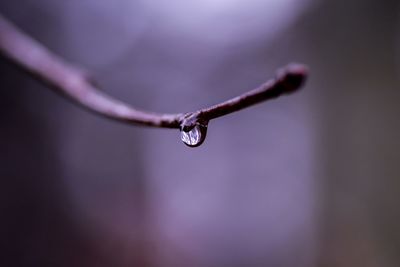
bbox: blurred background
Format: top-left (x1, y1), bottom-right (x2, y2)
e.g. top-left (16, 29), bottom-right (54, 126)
top-left (1, 0), bottom-right (399, 266)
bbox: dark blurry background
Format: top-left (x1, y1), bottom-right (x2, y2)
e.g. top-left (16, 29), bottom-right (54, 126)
top-left (1, 0), bottom-right (399, 266)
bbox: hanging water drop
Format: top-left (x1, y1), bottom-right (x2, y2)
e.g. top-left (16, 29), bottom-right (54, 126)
top-left (180, 124), bottom-right (208, 147)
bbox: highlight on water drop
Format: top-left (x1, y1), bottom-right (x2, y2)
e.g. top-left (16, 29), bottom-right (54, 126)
top-left (180, 123), bottom-right (208, 147)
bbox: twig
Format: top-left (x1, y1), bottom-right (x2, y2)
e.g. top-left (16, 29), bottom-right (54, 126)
top-left (0, 14), bottom-right (308, 131)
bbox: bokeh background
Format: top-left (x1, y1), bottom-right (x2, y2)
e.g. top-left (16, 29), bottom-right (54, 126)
top-left (1, 0), bottom-right (400, 266)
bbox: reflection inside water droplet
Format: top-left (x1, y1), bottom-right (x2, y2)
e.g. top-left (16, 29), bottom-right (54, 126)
top-left (180, 124), bottom-right (207, 147)
top-left (180, 125), bottom-right (201, 146)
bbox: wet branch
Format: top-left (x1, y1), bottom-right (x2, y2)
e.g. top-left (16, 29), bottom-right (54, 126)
top-left (0, 14), bottom-right (308, 131)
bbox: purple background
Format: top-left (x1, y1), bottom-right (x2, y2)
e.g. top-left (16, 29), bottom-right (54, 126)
top-left (1, 0), bottom-right (400, 266)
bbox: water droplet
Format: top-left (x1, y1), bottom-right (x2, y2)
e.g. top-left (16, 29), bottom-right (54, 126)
top-left (180, 124), bottom-right (207, 147)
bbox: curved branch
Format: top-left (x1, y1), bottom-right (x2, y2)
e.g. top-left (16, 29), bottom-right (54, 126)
top-left (0, 14), bottom-right (308, 130)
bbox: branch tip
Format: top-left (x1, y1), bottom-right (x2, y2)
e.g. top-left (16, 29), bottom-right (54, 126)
top-left (277, 63), bottom-right (308, 94)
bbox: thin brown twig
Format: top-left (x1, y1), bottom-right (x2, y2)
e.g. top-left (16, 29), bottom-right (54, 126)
top-left (0, 14), bottom-right (308, 130)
